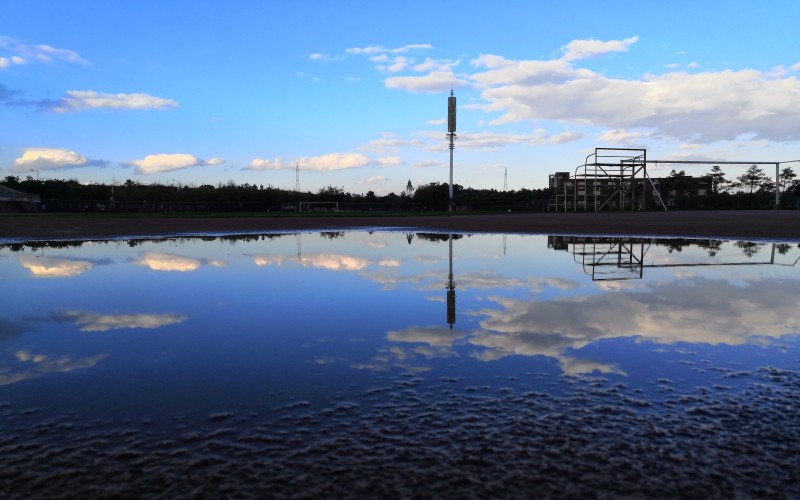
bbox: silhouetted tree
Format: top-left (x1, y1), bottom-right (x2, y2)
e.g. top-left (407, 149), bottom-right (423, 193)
top-left (737, 165), bottom-right (769, 193)
top-left (780, 166), bottom-right (797, 192)
top-left (705, 165), bottom-right (729, 194)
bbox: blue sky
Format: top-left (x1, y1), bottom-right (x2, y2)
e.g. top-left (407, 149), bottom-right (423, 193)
top-left (2, 1), bottom-right (800, 194)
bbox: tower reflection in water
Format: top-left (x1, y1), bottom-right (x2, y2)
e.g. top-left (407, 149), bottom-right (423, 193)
top-left (446, 234), bottom-right (456, 330)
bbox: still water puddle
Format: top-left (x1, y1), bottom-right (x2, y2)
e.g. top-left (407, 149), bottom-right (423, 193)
top-left (1, 232), bottom-right (799, 497)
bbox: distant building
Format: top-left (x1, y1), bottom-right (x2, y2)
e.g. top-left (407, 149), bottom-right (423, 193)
top-left (548, 172), bottom-right (710, 212)
top-left (0, 185), bottom-right (41, 213)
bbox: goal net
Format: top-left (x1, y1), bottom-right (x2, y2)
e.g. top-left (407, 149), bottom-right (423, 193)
top-left (298, 201), bottom-right (339, 213)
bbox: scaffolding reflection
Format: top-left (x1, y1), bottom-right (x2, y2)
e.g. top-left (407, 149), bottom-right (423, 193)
top-left (548, 236), bottom-right (800, 281)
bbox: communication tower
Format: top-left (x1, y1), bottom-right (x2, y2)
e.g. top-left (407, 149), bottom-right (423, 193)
top-left (447, 90), bottom-right (457, 213)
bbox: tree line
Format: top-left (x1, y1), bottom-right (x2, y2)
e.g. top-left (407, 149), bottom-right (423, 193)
top-left (662, 164), bottom-right (798, 195)
top-left (2, 175), bottom-right (551, 212)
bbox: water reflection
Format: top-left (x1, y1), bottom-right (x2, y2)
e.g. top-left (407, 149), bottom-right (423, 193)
top-left (18, 255), bottom-right (95, 277)
top-left (135, 251), bottom-right (227, 271)
top-left (1, 232), bottom-right (799, 497)
top-left (52, 309), bottom-right (187, 331)
top-left (549, 236), bottom-right (800, 281)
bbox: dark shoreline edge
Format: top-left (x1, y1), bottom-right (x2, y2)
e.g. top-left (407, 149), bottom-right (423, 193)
top-left (2, 210), bottom-right (800, 243)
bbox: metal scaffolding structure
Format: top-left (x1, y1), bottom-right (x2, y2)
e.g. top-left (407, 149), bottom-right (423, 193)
top-left (548, 148), bottom-right (797, 212)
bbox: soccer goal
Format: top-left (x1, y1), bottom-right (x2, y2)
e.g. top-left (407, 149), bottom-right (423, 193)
top-left (298, 201), bottom-right (339, 213)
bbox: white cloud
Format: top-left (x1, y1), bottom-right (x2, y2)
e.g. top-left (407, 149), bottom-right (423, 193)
top-left (129, 154), bottom-right (224, 175)
top-left (249, 152), bottom-right (393, 172)
top-left (599, 129), bottom-right (651, 145)
top-left (346, 44), bottom-right (432, 55)
top-left (412, 58), bottom-right (460, 73)
top-left (347, 45), bottom-right (447, 75)
top-left (537, 130), bottom-right (583, 144)
top-left (456, 131), bottom-right (534, 150)
top-left (385, 70), bottom-right (469, 93)
top-left (377, 156), bottom-right (402, 166)
top-left (44, 90), bottom-right (178, 112)
top-left (470, 55), bottom-right (581, 87)
top-left (418, 130), bottom-right (582, 151)
top-left (299, 152), bottom-right (373, 171)
top-left (361, 135), bottom-right (426, 154)
top-left (346, 45), bottom-right (389, 55)
top-left (247, 157), bottom-right (286, 170)
top-left (377, 37), bottom-right (800, 144)
top-left (415, 159), bottom-right (443, 168)
top-left (560, 36), bottom-right (639, 61)
top-left (385, 56), bottom-right (411, 73)
top-left (468, 51), bottom-right (800, 143)
top-left (359, 175), bottom-right (388, 185)
top-left (10, 147), bottom-right (104, 172)
top-left (0, 36), bottom-right (88, 67)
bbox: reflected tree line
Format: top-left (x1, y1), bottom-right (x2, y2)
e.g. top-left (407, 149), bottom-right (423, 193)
top-left (548, 236), bottom-right (798, 259)
top-left (4, 234), bottom-right (796, 260)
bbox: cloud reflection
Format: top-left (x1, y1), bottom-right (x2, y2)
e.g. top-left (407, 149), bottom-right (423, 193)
top-left (382, 276), bottom-right (800, 376)
top-left (301, 254), bottom-right (370, 271)
top-left (388, 326), bottom-right (459, 348)
top-left (0, 350), bottom-right (108, 386)
top-left (252, 255), bottom-right (291, 267)
top-left (477, 278), bottom-right (800, 348)
top-left (251, 253), bottom-right (372, 271)
top-left (18, 255), bottom-right (93, 277)
top-left (136, 251), bottom-right (226, 271)
top-left (54, 310), bottom-right (187, 332)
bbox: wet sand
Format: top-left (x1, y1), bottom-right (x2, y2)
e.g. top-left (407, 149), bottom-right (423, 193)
top-left (2, 210), bottom-right (800, 241)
